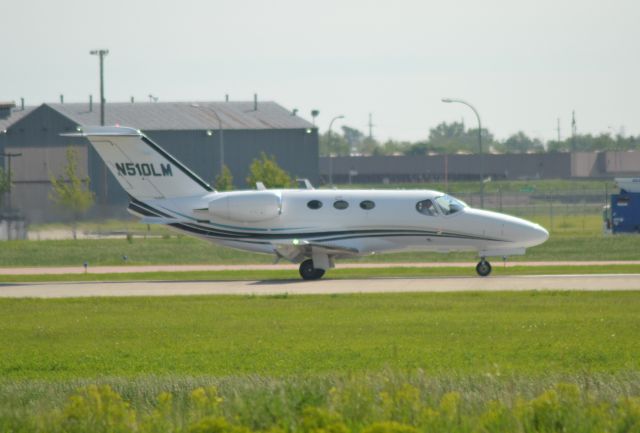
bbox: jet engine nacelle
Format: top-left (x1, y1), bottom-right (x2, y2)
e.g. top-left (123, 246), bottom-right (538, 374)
top-left (208, 191), bottom-right (282, 222)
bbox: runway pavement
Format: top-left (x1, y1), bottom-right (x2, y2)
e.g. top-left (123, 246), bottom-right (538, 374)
top-left (1, 274), bottom-right (640, 298)
top-left (1, 261), bottom-right (639, 275)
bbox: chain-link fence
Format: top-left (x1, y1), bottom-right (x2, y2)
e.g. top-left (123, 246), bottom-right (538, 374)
top-left (453, 187), bottom-right (610, 231)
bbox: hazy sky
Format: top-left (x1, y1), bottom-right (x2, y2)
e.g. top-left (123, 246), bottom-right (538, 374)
top-left (3, 0), bottom-right (638, 142)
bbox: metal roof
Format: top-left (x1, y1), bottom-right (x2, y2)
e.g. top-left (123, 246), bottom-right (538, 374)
top-left (46, 101), bottom-right (314, 131)
top-left (0, 106), bottom-right (36, 131)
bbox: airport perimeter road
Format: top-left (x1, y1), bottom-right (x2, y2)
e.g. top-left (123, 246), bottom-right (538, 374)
top-left (1, 274), bottom-right (640, 298)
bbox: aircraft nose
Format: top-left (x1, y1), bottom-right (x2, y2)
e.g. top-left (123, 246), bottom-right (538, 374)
top-left (523, 223), bottom-right (549, 247)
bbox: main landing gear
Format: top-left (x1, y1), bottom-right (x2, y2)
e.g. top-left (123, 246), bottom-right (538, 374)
top-left (476, 259), bottom-right (492, 277)
top-left (299, 259), bottom-right (325, 280)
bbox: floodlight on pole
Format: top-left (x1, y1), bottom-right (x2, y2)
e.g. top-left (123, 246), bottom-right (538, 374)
top-left (441, 97), bottom-right (485, 209)
top-left (328, 115), bottom-right (345, 186)
top-left (90, 49), bottom-right (109, 126)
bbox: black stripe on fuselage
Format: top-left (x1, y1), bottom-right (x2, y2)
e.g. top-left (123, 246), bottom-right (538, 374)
top-left (136, 200), bottom-right (508, 244)
top-left (128, 202), bottom-right (156, 217)
top-left (178, 221), bottom-right (507, 243)
top-left (129, 196), bottom-right (173, 218)
top-left (169, 223), bottom-right (270, 245)
top-left (174, 222), bottom-right (507, 245)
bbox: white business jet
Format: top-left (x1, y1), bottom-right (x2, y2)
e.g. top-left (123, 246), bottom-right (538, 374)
top-left (75, 126), bottom-right (549, 280)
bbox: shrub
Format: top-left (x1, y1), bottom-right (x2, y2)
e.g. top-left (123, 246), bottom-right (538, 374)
top-left (140, 391), bottom-right (176, 433)
top-left (299, 407), bottom-right (349, 433)
top-left (188, 416), bottom-right (251, 433)
top-left (189, 386), bottom-right (224, 422)
top-left (379, 384), bottom-right (422, 424)
top-left (56, 385), bottom-right (136, 433)
top-left (361, 421), bottom-right (418, 433)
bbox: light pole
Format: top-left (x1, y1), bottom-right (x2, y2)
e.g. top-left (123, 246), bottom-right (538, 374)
top-left (209, 109), bottom-right (225, 175)
top-left (90, 49), bottom-right (109, 126)
top-left (327, 115), bottom-right (344, 185)
top-left (441, 98), bottom-right (484, 208)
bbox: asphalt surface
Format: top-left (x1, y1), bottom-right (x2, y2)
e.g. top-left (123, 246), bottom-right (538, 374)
top-left (1, 261), bottom-right (639, 275)
top-left (2, 274), bottom-right (640, 298)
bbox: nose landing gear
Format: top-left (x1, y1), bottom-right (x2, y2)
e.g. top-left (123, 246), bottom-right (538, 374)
top-left (476, 259), bottom-right (492, 277)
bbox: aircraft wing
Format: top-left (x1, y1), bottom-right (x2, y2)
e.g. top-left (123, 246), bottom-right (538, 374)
top-left (271, 240), bottom-right (360, 263)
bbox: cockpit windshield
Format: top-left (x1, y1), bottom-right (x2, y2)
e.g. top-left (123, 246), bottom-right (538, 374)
top-left (434, 195), bottom-right (467, 215)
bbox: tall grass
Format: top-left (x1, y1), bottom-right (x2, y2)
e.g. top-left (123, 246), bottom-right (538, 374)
top-left (1, 372), bottom-right (639, 432)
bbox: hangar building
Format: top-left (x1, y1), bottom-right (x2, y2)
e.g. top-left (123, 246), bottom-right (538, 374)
top-left (0, 100), bottom-right (318, 222)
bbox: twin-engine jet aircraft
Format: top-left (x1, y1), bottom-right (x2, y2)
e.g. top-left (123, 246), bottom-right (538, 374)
top-left (74, 126), bottom-right (549, 280)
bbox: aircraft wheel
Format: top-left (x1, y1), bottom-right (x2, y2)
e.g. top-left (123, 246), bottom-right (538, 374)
top-left (476, 259), bottom-right (492, 277)
top-left (299, 259), bottom-right (325, 280)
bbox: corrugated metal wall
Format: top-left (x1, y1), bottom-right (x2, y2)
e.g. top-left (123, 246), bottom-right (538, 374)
top-left (145, 129), bottom-right (318, 189)
top-left (1, 106), bottom-right (94, 222)
top-left (145, 129), bottom-right (318, 188)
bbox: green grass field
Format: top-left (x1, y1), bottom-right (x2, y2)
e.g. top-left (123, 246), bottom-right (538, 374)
top-left (2, 227), bottom-right (639, 268)
top-left (1, 292), bottom-right (640, 432)
top-left (4, 292), bottom-right (639, 378)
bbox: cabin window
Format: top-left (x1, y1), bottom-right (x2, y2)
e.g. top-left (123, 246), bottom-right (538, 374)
top-left (434, 195), bottom-right (467, 215)
top-left (333, 200), bottom-right (349, 210)
top-left (416, 199), bottom-right (438, 216)
top-left (307, 200), bottom-right (323, 210)
top-left (360, 200), bottom-right (375, 210)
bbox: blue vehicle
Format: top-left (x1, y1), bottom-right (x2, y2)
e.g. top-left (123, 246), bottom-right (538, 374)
top-left (604, 178), bottom-right (640, 234)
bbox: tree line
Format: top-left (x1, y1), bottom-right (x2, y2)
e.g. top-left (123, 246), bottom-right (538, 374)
top-left (320, 121), bottom-right (640, 156)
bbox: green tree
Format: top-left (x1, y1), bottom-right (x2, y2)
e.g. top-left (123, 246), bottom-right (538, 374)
top-left (342, 125), bottom-right (365, 153)
top-left (0, 167), bottom-right (10, 208)
top-left (319, 131), bottom-right (350, 156)
top-left (49, 147), bottom-right (95, 239)
top-left (372, 139), bottom-right (412, 156)
top-left (359, 136), bottom-right (381, 155)
top-left (548, 133), bottom-right (619, 152)
top-left (246, 153), bottom-right (292, 188)
top-left (497, 131), bottom-right (544, 153)
top-left (214, 165), bottom-right (234, 191)
top-left (405, 121), bottom-right (496, 155)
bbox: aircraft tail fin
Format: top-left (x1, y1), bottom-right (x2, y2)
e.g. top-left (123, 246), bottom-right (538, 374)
top-left (68, 126), bottom-right (213, 200)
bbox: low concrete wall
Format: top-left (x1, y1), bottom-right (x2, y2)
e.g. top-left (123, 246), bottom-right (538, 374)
top-left (320, 153), bottom-right (572, 183)
top-left (320, 151), bottom-right (640, 184)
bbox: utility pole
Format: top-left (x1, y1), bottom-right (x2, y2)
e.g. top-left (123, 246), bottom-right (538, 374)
top-left (571, 110), bottom-right (577, 152)
top-left (367, 113), bottom-right (374, 139)
top-left (556, 118), bottom-right (561, 142)
top-left (1, 152), bottom-right (22, 210)
top-left (328, 115), bottom-right (345, 186)
top-left (90, 49), bottom-right (109, 126)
